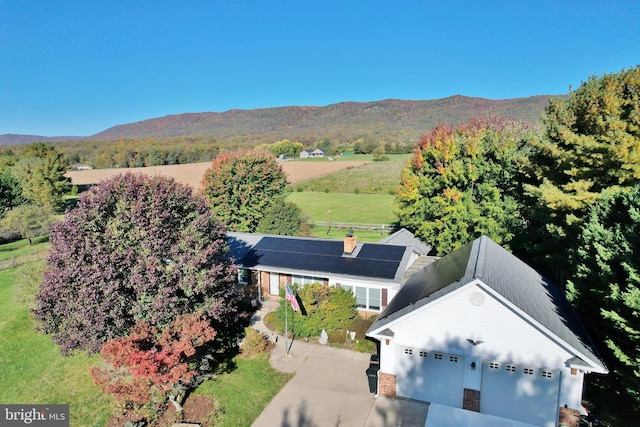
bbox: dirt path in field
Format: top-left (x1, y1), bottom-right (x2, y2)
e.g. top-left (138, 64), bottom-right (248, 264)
top-left (65, 160), bottom-right (369, 190)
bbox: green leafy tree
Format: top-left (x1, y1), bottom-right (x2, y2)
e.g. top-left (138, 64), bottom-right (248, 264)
top-left (258, 139), bottom-right (304, 158)
top-left (256, 200), bottom-right (308, 236)
top-left (1, 204), bottom-right (55, 245)
top-left (396, 118), bottom-right (535, 255)
top-left (523, 66), bottom-right (640, 279)
top-left (0, 168), bottom-right (25, 218)
top-left (33, 173), bottom-right (240, 355)
top-left (12, 143), bottom-right (71, 212)
top-left (269, 283), bottom-right (357, 337)
top-left (201, 149), bottom-right (288, 232)
top-left (566, 186), bottom-right (640, 415)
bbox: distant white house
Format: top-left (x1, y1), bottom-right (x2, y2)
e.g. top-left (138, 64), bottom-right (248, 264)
top-left (299, 149), bottom-right (325, 159)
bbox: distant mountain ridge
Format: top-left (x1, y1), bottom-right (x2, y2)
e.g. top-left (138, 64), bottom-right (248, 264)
top-left (1, 95), bottom-right (559, 146)
top-left (0, 134), bottom-right (83, 145)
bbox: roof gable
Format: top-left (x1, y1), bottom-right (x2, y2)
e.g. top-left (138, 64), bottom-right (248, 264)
top-left (378, 228), bottom-right (432, 255)
top-left (368, 236), bottom-right (606, 372)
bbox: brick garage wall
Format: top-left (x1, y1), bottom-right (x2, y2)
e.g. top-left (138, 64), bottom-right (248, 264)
top-left (463, 388), bottom-right (480, 412)
top-left (558, 406), bottom-right (580, 427)
top-left (378, 372), bottom-right (396, 398)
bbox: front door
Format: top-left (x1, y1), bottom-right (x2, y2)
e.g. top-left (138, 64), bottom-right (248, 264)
top-left (269, 272), bottom-right (279, 295)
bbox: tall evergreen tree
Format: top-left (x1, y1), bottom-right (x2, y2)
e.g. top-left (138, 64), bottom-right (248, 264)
top-left (395, 118), bottom-right (535, 255)
top-left (522, 66), bottom-right (640, 280)
top-left (567, 185), bottom-right (640, 417)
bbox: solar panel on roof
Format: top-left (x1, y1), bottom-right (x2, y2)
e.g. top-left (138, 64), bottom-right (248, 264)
top-left (358, 244), bottom-right (405, 261)
top-left (240, 241), bottom-right (403, 280)
top-left (254, 236), bottom-right (341, 256)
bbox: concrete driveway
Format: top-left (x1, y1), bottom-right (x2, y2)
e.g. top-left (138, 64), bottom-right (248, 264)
top-left (250, 300), bottom-right (430, 427)
top-left (251, 340), bottom-right (375, 426)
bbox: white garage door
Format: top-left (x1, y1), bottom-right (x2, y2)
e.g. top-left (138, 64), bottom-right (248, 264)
top-left (396, 347), bottom-right (465, 407)
top-left (480, 361), bottom-right (560, 427)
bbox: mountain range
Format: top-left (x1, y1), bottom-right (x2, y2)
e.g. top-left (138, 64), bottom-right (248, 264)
top-left (0, 95), bottom-right (559, 146)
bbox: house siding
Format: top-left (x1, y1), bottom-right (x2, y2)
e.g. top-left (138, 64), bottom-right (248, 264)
top-left (329, 277), bottom-right (394, 314)
top-left (375, 282), bottom-right (587, 418)
top-left (389, 283), bottom-right (578, 370)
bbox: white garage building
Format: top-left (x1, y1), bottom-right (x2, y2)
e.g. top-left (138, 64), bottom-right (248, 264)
top-left (367, 236), bottom-right (607, 427)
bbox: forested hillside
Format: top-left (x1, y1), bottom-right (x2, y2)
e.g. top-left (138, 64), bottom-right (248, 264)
top-left (90, 95), bottom-right (554, 145)
top-left (0, 95), bottom-right (557, 169)
top-left (1, 95), bottom-right (556, 148)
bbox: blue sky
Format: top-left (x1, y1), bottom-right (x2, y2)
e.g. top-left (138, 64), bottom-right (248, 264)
top-left (1, 0), bottom-right (638, 136)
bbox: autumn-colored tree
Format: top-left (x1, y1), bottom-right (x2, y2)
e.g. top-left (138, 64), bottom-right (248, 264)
top-left (395, 118), bottom-right (535, 255)
top-left (33, 173), bottom-right (239, 354)
top-left (201, 149), bottom-right (288, 232)
top-left (91, 312), bottom-right (217, 412)
top-left (522, 66), bottom-right (640, 280)
top-left (12, 142), bottom-right (70, 212)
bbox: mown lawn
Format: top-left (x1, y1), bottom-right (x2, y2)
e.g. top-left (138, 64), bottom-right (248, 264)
top-left (307, 227), bottom-right (392, 242)
top-left (0, 236), bottom-right (49, 261)
top-left (0, 256), bottom-right (291, 426)
top-left (193, 355), bottom-right (292, 426)
top-left (0, 267), bottom-right (114, 426)
top-left (287, 191), bottom-right (396, 225)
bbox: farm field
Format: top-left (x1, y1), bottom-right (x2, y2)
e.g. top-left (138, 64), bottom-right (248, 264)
top-left (65, 159), bottom-right (370, 190)
top-left (291, 154), bottom-right (410, 194)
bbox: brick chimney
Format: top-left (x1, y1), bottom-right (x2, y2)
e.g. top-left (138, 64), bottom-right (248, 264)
top-left (344, 234), bottom-right (357, 254)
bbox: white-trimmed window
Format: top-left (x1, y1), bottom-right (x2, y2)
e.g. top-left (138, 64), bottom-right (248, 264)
top-left (292, 275), bottom-right (326, 286)
top-left (341, 285), bottom-right (383, 311)
top-left (238, 269), bottom-right (250, 285)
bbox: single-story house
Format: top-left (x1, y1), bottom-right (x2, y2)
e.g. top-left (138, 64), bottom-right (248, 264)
top-left (366, 236), bottom-right (607, 427)
top-left (227, 230), bottom-right (431, 314)
top-left (299, 149), bottom-right (325, 158)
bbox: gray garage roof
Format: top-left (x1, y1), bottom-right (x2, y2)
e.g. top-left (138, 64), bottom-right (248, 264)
top-left (378, 228), bottom-right (432, 255)
top-left (368, 236), bottom-right (606, 372)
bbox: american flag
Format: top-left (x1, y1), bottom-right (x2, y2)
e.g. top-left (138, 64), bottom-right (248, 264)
top-left (285, 284), bottom-right (301, 312)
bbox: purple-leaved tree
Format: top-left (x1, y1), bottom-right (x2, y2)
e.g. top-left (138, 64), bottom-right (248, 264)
top-left (33, 173), bottom-right (240, 355)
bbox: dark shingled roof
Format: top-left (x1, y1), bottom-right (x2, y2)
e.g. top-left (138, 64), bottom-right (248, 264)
top-left (378, 228), bottom-right (432, 255)
top-left (368, 236), bottom-right (606, 372)
top-left (227, 232), bottom-right (412, 282)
